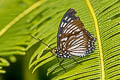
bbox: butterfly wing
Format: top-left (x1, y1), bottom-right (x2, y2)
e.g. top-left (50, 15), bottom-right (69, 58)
top-left (57, 8), bottom-right (80, 49)
top-left (57, 8), bottom-right (95, 57)
top-left (66, 20), bottom-right (95, 57)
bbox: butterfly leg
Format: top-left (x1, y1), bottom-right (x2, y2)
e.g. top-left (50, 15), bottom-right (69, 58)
top-left (71, 57), bottom-right (80, 64)
top-left (57, 58), bottom-right (66, 72)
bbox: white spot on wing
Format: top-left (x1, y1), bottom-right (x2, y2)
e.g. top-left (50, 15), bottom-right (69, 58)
top-left (63, 55), bottom-right (66, 58)
top-left (61, 37), bottom-right (67, 41)
top-left (63, 23), bottom-right (67, 28)
top-left (69, 29), bottom-right (73, 33)
top-left (64, 16), bottom-right (68, 20)
top-left (63, 42), bottom-right (65, 45)
top-left (60, 22), bottom-right (64, 27)
top-left (67, 18), bottom-right (71, 21)
top-left (75, 29), bottom-right (80, 32)
top-left (79, 36), bottom-right (84, 39)
top-left (59, 34), bottom-right (61, 37)
top-left (60, 44), bottom-right (62, 47)
top-left (88, 45), bottom-right (91, 47)
top-left (71, 20), bottom-right (73, 22)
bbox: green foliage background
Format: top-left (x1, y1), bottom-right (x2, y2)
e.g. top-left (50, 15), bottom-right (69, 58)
top-left (0, 0), bottom-right (120, 80)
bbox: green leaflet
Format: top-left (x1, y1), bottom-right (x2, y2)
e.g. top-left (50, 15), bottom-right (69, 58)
top-left (0, 0), bottom-right (47, 74)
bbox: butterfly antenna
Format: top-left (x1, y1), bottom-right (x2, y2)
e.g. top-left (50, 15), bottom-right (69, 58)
top-left (30, 35), bottom-right (53, 49)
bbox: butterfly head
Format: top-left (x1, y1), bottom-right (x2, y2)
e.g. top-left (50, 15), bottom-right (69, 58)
top-left (51, 49), bottom-right (61, 57)
top-left (51, 49), bottom-right (57, 55)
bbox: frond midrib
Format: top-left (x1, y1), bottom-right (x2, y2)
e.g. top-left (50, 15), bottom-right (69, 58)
top-left (85, 0), bottom-right (105, 80)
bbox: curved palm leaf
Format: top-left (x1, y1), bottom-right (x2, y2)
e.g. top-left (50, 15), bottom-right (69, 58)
top-left (28, 0), bottom-right (120, 80)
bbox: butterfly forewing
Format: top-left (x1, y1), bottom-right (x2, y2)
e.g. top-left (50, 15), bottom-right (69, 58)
top-left (57, 8), bottom-right (95, 58)
top-left (57, 9), bottom-right (80, 48)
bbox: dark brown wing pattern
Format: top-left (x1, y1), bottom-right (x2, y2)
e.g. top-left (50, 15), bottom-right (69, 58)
top-left (57, 8), bottom-right (95, 57)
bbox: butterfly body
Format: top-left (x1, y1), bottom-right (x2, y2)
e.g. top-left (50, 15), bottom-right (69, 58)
top-left (52, 8), bottom-right (96, 58)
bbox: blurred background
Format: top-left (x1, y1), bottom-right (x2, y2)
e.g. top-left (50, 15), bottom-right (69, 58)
top-left (0, 0), bottom-right (120, 80)
top-left (0, 0), bottom-right (47, 80)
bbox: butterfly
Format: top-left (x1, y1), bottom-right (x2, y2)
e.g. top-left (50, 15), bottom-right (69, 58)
top-left (51, 8), bottom-right (96, 59)
top-left (31, 8), bottom-right (96, 71)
